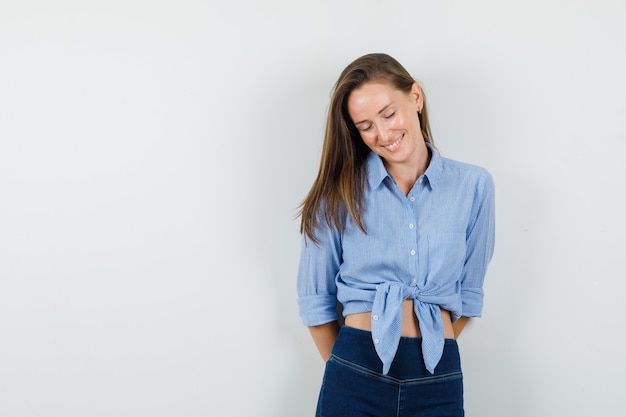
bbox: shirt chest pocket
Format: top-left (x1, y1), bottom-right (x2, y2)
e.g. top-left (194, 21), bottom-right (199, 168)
top-left (426, 232), bottom-right (467, 283)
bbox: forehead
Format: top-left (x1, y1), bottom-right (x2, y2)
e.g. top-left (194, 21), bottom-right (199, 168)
top-left (347, 81), bottom-right (404, 116)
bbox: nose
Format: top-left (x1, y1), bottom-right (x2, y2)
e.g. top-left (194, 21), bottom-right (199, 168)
top-left (377, 124), bottom-right (392, 142)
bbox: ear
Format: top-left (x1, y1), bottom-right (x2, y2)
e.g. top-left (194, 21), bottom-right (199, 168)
top-left (410, 82), bottom-right (423, 111)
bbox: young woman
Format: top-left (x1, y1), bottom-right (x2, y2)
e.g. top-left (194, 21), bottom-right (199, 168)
top-left (297, 53), bottom-right (495, 416)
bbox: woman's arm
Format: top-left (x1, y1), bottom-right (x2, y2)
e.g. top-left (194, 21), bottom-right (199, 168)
top-left (452, 316), bottom-right (470, 338)
top-left (308, 321), bottom-right (340, 362)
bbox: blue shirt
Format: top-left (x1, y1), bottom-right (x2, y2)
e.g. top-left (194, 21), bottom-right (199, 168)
top-left (297, 145), bottom-right (495, 375)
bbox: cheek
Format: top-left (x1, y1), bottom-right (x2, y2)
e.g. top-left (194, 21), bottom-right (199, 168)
top-left (392, 113), bottom-right (408, 128)
top-left (360, 132), bottom-right (377, 147)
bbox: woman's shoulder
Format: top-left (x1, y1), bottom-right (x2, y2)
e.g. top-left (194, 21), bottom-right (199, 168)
top-left (439, 155), bottom-right (492, 181)
top-left (434, 154), bottom-right (494, 195)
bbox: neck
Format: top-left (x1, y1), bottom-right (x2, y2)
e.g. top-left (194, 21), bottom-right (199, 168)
top-left (385, 143), bottom-right (431, 196)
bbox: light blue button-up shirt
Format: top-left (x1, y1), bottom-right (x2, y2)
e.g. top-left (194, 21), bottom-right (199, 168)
top-left (297, 145), bottom-right (495, 375)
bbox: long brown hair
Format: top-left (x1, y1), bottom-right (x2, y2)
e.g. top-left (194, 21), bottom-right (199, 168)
top-left (299, 53), bottom-right (434, 243)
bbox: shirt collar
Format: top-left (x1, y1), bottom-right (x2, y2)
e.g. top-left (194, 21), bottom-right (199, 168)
top-left (366, 142), bottom-right (443, 190)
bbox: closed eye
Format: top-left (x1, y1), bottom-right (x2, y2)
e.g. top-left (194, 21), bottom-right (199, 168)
top-left (384, 112), bottom-right (395, 119)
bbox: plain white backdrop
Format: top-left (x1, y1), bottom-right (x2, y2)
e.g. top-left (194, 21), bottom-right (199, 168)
top-left (1, 1), bottom-right (625, 416)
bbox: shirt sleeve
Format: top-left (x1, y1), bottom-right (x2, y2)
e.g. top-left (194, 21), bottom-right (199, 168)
top-left (296, 219), bottom-right (343, 326)
top-left (459, 170), bottom-right (496, 318)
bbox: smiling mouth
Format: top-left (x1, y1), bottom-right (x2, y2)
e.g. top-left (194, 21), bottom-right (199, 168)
top-left (383, 134), bottom-right (404, 151)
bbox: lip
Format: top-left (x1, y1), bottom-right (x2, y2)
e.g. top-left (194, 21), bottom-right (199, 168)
top-left (383, 134), bottom-right (404, 152)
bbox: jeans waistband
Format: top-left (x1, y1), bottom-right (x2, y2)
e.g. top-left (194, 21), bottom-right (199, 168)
top-left (331, 325), bottom-right (461, 380)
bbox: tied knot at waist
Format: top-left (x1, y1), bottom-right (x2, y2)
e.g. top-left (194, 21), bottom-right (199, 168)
top-left (371, 281), bottom-right (449, 375)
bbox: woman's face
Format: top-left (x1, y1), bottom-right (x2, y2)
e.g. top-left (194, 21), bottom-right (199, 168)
top-left (347, 81), bottom-right (425, 168)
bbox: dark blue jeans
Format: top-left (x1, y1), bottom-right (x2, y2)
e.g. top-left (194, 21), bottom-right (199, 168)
top-left (316, 326), bottom-right (464, 417)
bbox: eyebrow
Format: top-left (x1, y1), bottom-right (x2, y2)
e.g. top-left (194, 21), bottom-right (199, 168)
top-left (353, 103), bottom-right (393, 126)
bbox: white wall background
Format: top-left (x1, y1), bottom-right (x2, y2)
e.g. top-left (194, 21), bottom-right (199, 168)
top-left (1, 1), bottom-right (624, 416)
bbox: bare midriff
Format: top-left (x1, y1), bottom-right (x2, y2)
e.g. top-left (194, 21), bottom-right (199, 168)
top-left (344, 299), bottom-right (456, 339)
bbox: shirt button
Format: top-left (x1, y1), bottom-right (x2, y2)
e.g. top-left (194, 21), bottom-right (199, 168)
top-left (411, 278), bottom-right (417, 285)
top-left (409, 197), bottom-right (415, 202)
top-left (410, 250), bottom-right (416, 256)
top-left (375, 285), bottom-right (380, 290)
top-left (374, 338), bottom-right (380, 344)
top-left (409, 223), bottom-right (414, 229)
top-left (418, 178), bottom-right (423, 183)
top-left (372, 315), bottom-right (379, 321)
